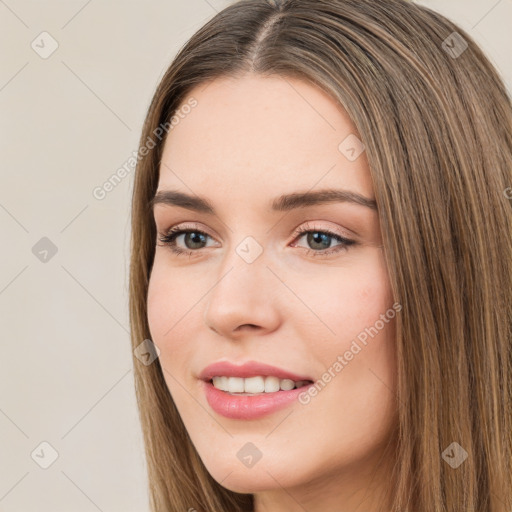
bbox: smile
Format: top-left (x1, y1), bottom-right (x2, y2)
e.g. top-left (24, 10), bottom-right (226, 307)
top-left (211, 375), bottom-right (312, 394)
top-left (202, 379), bottom-right (315, 420)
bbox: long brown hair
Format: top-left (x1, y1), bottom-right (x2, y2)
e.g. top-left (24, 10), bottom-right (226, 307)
top-left (129, 1), bottom-right (512, 510)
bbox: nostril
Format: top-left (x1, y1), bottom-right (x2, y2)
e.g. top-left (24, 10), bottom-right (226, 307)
top-left (236, 324), bottom-right (260, 332)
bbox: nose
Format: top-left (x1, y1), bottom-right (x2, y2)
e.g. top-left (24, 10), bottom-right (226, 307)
top-left (202, 246), bottom-right (282, 339)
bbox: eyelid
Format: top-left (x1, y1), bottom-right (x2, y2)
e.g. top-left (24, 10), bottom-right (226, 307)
top-left (290, 220), bottom-right (356, 241)
top-left (157, 220), bottom-right (353, 244)
top-left (157, 220), bottom-right (217, 238)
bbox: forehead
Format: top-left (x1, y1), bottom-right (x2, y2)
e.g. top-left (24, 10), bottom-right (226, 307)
top-left (157, 74), bottom-right (373, 205)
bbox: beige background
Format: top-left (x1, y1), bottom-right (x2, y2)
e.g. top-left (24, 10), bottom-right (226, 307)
top-left (0, 1), bottom-right (510, 511)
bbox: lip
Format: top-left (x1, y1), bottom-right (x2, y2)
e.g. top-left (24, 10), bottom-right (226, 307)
top-left (199, 360), bottom-right (315, 420)
top-left (198, 360), bottom-right (314, 382)
top-left (201, 380), bottom-right (313, 420)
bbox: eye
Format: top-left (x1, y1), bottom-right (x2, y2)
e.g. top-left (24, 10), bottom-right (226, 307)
top-left (290, 221), bottom-right (356, 258)
top-left (157, 223), bottom-right (216, 257)
top-left (157, 221), bottom-right (357, 258)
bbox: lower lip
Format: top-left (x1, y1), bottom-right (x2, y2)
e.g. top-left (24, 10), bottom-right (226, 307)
top-left (202, 380), bottom-right (310, 420)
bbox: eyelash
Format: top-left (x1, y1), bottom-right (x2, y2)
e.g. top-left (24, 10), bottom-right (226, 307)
top-left (157, 221), bottom-right (356, 259)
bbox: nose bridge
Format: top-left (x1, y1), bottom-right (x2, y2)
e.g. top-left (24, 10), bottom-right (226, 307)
top-left (202, 234), bottom-right (281, 334)
top-left (209, 234), bottom-right (270, 307)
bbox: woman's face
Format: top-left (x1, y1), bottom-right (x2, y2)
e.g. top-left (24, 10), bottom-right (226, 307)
top-left (147, 74), bottom-right (398, 509)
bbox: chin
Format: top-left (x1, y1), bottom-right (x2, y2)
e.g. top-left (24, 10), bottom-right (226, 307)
top-left (212, 466), bottom-right (288, 494)
top-left (200, 449), bottom-right (304, 494)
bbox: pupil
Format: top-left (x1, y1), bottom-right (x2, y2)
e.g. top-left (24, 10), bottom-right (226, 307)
top-left (186, 232), bottom-right (206, 249)
top-left (309, 232), bottom-right (330, 250)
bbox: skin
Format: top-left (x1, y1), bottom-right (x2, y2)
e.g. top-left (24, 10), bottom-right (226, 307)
top-left (147, 74), bottom-right (399, 512)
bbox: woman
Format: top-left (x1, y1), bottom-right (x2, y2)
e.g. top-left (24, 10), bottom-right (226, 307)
top-left (129, 0), bottom-right (512, 510)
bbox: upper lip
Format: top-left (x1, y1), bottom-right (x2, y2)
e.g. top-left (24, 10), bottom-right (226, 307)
top-left (199, 360), bottom-right (314, 382)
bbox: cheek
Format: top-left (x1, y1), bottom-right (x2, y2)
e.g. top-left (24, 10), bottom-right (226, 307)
top-left (146, 263), bottom-right (203, 415)
top-left (146, 263), bottom-right (170, 341)
top-left (295, 249), bottom-right (397, 397)
top-left (293, 258), bottom-right (398, 472)
top-left (147, 255), bottom-right (197, 333)
top-left (146, 260), bottom-right (197, 368)
top-left (350, 251), bottom-right (393, 313)
top-left (292, 250), bottom-right (394, 344)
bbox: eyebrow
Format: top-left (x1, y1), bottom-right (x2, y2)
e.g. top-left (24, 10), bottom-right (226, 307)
top-left (149, 188), bottom-right (377, 214)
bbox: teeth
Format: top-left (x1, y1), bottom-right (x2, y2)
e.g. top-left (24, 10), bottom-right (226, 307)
top-left (227, 376), bottom-right (244, 393)
top-left (244, 376), bottom-right (265, 393)
top-left (264, 376), bottom-right (280, 393)
top-left (211, 376), bottom-right (310, 394)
